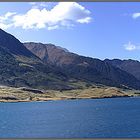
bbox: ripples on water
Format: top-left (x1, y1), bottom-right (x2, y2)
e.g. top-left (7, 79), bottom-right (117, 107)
top-left (0, 97), bottom-right (140, 138)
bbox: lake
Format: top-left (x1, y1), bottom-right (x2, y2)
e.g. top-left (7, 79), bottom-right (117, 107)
top-left (0, 97), bottom-right (140, 138)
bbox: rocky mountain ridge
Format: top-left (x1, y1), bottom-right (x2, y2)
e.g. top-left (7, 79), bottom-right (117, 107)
top-left (24, 42), bottom-right (140, 90)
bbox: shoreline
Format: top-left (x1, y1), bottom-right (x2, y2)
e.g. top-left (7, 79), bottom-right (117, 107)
top-left (0, 94), bottom-right (134, 103)
top-left (0, 85), bottom-right (139, 103)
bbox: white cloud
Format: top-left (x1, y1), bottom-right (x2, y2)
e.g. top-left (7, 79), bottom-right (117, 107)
top-left (132, 13), bottom-right (140, 19)
top-left (48, 25), bottom-right (59, 30)
top-left (124, 41), bottom-right (140, 51)
top-left (77, 17), bottom-right (92, 23)
top-left (0, 12), bottom-right (16, 29)
top-left (0, 12), bottom-right (16, 21)
top-left (5, 12), bottom-right (16, 19)
top-left (0, 23), bottom-right (12, 29)
top-left (0, 2), bottom-right (92, 30)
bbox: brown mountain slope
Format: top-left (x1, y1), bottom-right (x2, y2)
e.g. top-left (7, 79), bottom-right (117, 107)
top-left (105, 59), bottom-right (140, 81)
top-left (24, 42), bottom-right (140, 90)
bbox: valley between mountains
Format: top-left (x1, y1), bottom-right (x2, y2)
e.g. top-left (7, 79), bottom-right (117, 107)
top-left (0, 28), bottom-right (140, 102)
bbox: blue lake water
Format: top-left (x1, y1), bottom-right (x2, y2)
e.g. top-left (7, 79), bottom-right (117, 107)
top-left (0, 97), bottom-right (140, 138)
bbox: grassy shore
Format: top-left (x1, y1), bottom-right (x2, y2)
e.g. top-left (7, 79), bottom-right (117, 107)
top-left (0, 85), bottom-right (139, 102)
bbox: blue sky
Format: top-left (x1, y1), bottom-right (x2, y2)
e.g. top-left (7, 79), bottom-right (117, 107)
top-left (0, 2), bottom-right (140, 60)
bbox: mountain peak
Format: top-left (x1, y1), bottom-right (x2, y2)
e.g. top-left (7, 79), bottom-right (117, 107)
top-left (0, 29), bottom-right (37, 58)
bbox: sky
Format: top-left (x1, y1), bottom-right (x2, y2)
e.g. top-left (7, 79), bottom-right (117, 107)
top-left (0, 2), bottom-right (140, 60)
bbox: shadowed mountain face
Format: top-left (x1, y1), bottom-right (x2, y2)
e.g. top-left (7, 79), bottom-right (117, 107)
top-left (0, 29), bottom-right (37, 58)
top-left (0, 29), bottom-right (74, 90)
top-left (104, 59), bottom-right (140, 81)
top-left (24, 42), bottom-right (140, 90)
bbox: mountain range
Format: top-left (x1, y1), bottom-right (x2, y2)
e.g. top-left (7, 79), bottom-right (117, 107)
top-left (0, 28), bottom-right (140, 90)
